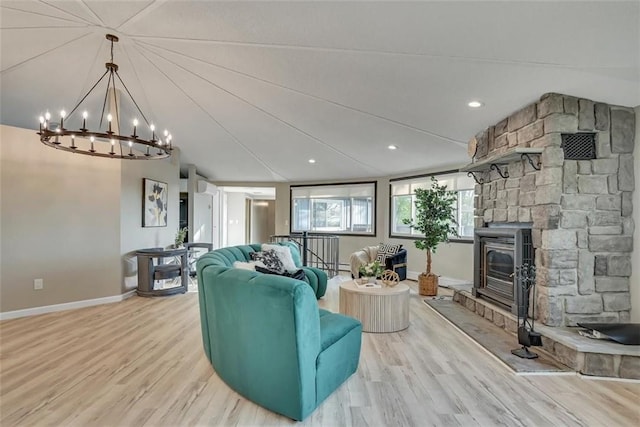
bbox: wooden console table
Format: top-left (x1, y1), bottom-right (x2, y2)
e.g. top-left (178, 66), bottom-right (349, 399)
top-left (136, 248), bottom-right (188, 297)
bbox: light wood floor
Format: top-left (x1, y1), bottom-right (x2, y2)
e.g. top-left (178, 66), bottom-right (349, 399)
top-left (1, 278), bottom-right (638, 426)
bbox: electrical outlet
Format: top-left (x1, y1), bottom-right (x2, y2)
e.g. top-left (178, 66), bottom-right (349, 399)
top-left (34, 279), bottom-right (43, 290)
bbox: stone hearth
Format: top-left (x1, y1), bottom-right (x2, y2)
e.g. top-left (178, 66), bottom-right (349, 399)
top-left (452, 289), bottom-right (640, 380)
top-left (468, 93), bottom-right (636, 327)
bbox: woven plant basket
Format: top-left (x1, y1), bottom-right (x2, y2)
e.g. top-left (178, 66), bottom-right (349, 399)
top-left (418, 273), bottom-right (438, 296)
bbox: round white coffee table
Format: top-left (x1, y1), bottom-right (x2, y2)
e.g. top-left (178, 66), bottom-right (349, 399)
top-left (339, 280), bottom-right (410, 333)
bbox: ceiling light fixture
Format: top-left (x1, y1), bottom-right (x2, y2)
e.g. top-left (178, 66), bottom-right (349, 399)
top-left (37, 34), bottom-right (173, 159)
top-left (388, 144), bottom-right (398, 150)
top-left (308, 159), bottom-right (316, 164)
top-left (467, 100), bottom-right (484, 108)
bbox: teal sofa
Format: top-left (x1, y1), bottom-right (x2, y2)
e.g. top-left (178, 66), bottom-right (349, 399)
top-left (197, 242), bottom-right (327, 298)
top-left (196, 243), bottom-right (362, 421)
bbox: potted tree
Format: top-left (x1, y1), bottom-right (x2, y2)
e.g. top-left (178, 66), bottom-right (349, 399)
top-left (174, 226), bottom-right (189, 248)
top-left (403, 177), bottom-right (458, 296)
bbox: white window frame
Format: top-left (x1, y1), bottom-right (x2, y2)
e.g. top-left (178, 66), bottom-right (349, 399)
top-left (390, 172), bottom-right (475, 241)
top-left (291, 182), bottom-right (376, 236)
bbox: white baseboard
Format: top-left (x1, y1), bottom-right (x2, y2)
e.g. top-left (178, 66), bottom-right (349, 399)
top-left (407, 270), bottom-right (420, 281)
top-left (0, 290), bottom-right (137, 321)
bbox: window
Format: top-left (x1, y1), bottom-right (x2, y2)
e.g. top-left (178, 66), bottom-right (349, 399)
top-left (291, 182), bottom-right (376, 235)
top-left (390, 172), bottom-right (475, 240)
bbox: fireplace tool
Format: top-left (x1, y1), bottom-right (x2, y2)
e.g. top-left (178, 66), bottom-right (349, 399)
top-left (511, 263), bottom-right (542, 359)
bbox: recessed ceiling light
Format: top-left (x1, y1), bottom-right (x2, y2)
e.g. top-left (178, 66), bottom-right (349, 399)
top-left (468, 100), bottom-right (484, 108)
top-left (308, 159), bottom-right (316, 164)
top-left (388, 144), bottom-right (398, 150)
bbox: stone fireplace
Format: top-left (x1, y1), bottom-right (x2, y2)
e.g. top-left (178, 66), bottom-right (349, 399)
top-left (467, 93), bottom-right (635, 327)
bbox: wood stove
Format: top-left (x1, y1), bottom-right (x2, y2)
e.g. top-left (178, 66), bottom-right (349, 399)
top-left (473, 227), bottom-right (533, 314)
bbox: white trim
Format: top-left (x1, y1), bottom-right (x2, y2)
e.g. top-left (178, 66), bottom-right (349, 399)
top-left (0, 291), bottom-right (136, 320)
top-left (407, 270), bottom-right (420, 281)
top-left (578, 374), bottom-right (640, 383)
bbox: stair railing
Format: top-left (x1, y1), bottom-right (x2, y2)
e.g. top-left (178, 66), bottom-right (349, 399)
top-left (269, 232), bottom-right (339, 278)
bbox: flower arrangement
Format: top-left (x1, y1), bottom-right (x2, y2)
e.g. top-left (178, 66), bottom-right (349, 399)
top-left (359, 260), bottom-right (384, 278)
top-left (174, 226), bottom-right (188, 248)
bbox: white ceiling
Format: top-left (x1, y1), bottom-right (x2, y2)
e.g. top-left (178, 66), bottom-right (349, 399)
top-left (1, 1), bottom-right (638, 183)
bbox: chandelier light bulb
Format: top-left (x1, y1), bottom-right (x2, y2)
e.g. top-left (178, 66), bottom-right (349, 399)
top-left (133, 118), bottom-right (138, 126)
top-left (81, 111), bottom-right (88, 131)
top-left (107, 114), bottom-right (112, 122)
top-left (128, 140), bottom-right (132, 147)
top-left (111, 139), bottom-right (115, 146)
top-left (55, 127), bottom-right (61, 133)
top-left (45, 111), bottom-right (51, 120)
top-left (150, 124), bottom-right (155, 131)
top-left (164, 129), bottom-right (169, 137)
top-left (60, 110), bottom-right (66, 118)
top-left (90, 136), bottom-right (95, 143)
top-left (39, 116), bottom-right (45, 124)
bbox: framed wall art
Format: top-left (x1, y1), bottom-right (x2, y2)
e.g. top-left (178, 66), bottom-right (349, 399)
top-left (143, 178), bottom-right (168, 227)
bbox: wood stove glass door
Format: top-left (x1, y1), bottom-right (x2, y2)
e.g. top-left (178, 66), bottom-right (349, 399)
top-left (483, 242), bottom-right (515, 302)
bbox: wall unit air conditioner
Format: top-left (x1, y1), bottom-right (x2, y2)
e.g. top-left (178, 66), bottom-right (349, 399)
top-left (197, 180), bottom-right (218, 195)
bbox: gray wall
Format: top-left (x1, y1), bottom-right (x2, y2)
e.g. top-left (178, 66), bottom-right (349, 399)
top-left (120, 150), bottom-right (181, 292)
top-left (1, 124), bottom-right (180, 311)
top-left (1, 125), bottom-right (122, 311)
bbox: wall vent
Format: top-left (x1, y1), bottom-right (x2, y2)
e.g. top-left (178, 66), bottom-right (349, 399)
top-left (561, 133), bottom-right (596, 160)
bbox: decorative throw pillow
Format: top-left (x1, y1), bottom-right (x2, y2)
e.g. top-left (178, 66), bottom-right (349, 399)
top-left (233, 260), bottom-right (265, 271)
top-left (375, 243), bottom-right (403, 263)
top-left (261, 243), bottom-right (297, 272)
top-left (255, 266), bottom-right (308, 282)
top-left (250, 249), bottom-right (284, 273)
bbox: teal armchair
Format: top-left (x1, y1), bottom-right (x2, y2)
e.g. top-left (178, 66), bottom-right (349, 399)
top-left (196, 244), bottom-right (361, 421)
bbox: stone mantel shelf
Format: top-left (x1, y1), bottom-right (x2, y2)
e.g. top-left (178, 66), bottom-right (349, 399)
top-left (460, 147), bottom-right (543, 173)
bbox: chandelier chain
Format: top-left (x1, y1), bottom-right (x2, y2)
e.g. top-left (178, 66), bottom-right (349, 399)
top-left (67, 69), bottom-right (109, 119)
top-left (115, 71), bottom-right (151, 127)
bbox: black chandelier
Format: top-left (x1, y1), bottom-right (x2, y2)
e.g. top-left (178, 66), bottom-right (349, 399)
top-left (37, 34), bottom-right (173, 160)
